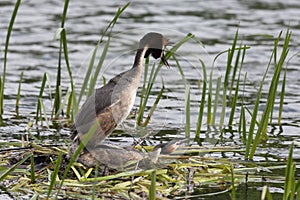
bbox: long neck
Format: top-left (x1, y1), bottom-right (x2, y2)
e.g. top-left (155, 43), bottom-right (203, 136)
top-left (132, 47), bottom-right (148, 69)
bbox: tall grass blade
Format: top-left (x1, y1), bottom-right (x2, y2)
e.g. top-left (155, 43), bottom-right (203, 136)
top-left (207, 71), bottom-right (213, 125)
top-left (77, 44), bottom-right (99, 108)
top-left (228, 74), bottom-right (240, 126)
top-left (30, 154), bottom-right (36, 184)
top-left (261, 186), bottom-right (273, 200)
top-left (172, 54), bottom-right (186, 82)
top-left (283, 143), bottom-right (295, 200)
top-left (295, 179), bottom-right (300, 200)
top-left (99, 3), bottom-right (130, 43)
top-left (185, 84), bottom-right (191, 139)
top-left (231, 165), bottom-right (236, 200)
top-left (36, 73), bottom-right (48, 124)
top-left (195, 60), bottom-right (207, 138)
top-left (16, 71), bottom-right (24, 115)
top-left (212, 76), bottom-right (221, 125)
top-left (245, 77), bottom-right (265, 159)
top-left (229, 44), bottom-right (246, 126)
top-left (219, 86), bottom-right (227, 128)
top-left (0, 154), bottom-right (31, 182)
top-left (60, 0), bottom-right (70, 28)
top-left (47, 151), bottom-right (63, 199)
top-left (143, 84), bottom-right (164, 126)
top-left (149, 170), bottom-right (156, 200)
top-left (38, 98), bottom-right (49, 128)
top-left (1, 0), bottom-right (21, 122)
top-left (245, 85), bottom-right (262, 160)
top-left (137, 62), bottom-right (156, 125)
top-left (53, 0), bottom-right (70, 118)
top-left (137, 57), bottom-right (150, 125)
top-left (229, 43), bottom-right (242, 95)
top-left (249, 30), bottom-right (290, 159)
top-left (88, 3), bottom-right (130, 98)
top-left (269, 32), bottom-right (290, 125)
top-left (61, 29), bottom-right (75, 119)
top-left (240, 105), bottom-right (247, 144)
top-left (53, 36), bottom-right (63, 117)
top-left (55, 89), bottom-right (71, 119)
top-left (219, 30), bottom-right (239, 127)
top-left (165, 33), bottom-right (195, 60)
top-left (245, 33), bottom-right (280, 159)
top-left (87, 34), bottom-right (111, 97)
top-left (239, 72), bottom-right (247, 144)
top-left (278, 70), bottom-right (286, 124)
top-left (224, 30), bottom-right (238, 88)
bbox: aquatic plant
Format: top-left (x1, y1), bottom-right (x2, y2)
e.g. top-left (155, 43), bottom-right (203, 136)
top-left (0, 0), bottom-right (21, 124)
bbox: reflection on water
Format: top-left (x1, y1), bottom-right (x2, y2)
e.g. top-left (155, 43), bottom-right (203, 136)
top-left (0, 0), bottom-right (300, 198)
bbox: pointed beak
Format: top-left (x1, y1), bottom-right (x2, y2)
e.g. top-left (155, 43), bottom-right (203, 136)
top-left (161, 53), bottom-right (169, 68)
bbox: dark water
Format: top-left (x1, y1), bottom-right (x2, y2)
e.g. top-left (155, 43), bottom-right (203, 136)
top-left (0, 0), bottom-right (300, 199)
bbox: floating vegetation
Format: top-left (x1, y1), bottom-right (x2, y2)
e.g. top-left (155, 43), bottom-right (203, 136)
top-left (1, 142), bottom-right (298, 199)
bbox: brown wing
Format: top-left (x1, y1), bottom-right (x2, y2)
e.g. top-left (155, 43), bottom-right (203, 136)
top-left (71, 70), bottom-right (128, 142)
top-left (76, 103), bottom-right (119, 150)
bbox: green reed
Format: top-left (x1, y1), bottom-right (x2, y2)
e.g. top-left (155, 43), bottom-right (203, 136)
top-left (283, 143), bottom-right (300, 200)
top-left (15, 71), bottom-right (24, 116)
top-left (53, 0), bottom-right (70, 118)
top-left (36, 73), bottom-right (51, 126)
top-left (0, 0), bottom-right (21, 124)
top-left (172, 54), bottom-right (187, 82)
top-left (47, 151), bottom-right (63, 199)
top-left (263, 143), bottom-right (300, 200)
top-left (149, 170), bottom-right (157, 200)
top-left (137, 58), bottom-right (155, 125)
top-left (0, 153), bottom-right (31, 182)
top-left (212, 76), bottom-right (221, 125)
top-left (195, 29), bottom-right (291, 160)
top-left (278, 69), bottom-right (286, 124)
top-left (179, 29), bottom-right (290, 160)
top-left (220, 30), bottom-right (238, 127)
top-left (228, 45), bottom-right (246, 127)
top-left (143, 84), bottom-right (165, 126)
top-left (207, 71), bottom-right (213, 125)
top-left (195, 60), bottom-right (207, 138)
top-left (230, 165), bottom-right (236, 200)
top-left (225, 30), bottom-right (239, 89)
top-left (185, 84), bottom-right (191, 139)
top-left (30, 154), bottom-right (36, 184)
top-left (239, 73), bottom-right (247, 144)
top-left (249, 30), bottom-right (290, 159)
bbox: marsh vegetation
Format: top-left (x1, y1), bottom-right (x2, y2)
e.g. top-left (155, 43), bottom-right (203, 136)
top-left (0, 1), bottom-right (299, 199)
